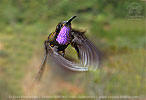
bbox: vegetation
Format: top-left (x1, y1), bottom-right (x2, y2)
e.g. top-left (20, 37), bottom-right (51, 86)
top-left (0, 0), bottom-right (145, 99)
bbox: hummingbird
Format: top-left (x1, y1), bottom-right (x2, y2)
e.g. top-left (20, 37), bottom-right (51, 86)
top-left (35, 16), bottom-right (101, 81)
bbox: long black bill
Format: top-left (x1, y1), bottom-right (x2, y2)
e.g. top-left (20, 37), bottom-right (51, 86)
top-left (66, 16), bottom-right (76, 25)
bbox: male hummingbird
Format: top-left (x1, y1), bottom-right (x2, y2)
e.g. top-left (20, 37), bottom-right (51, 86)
top-left (35, 16), bottom-right (101, 81)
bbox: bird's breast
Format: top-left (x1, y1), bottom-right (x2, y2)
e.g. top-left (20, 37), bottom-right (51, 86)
top-left (56, 26), bottom-right (71, 45)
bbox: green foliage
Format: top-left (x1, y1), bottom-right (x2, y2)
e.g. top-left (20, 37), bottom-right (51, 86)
top-left (0, 23), bottom-right (50, 99)
top-left (0, 0), bottom-right (145, 24)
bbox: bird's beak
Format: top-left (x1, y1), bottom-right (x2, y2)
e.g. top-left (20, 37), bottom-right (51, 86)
top-left (65, 16), bottom-right (76, 25)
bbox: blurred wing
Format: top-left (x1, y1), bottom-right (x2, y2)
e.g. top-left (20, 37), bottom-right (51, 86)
top-left (48, 46), bottom-right (88, 71)
top-left (71, 30), bottom-right (102, 70)
top-left (35, 53), bottom-right (47, 82)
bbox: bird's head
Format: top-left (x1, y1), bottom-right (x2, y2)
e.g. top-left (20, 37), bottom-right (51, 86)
top-left (55, 16), bottom-right (76, 33)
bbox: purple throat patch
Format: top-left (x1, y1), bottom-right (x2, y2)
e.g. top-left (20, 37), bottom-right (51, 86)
top-left (56, 26), bottom-right (71, 45)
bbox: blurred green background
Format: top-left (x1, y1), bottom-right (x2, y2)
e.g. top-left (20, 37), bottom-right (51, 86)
top-left (0, 0), bottom-right (145, 99)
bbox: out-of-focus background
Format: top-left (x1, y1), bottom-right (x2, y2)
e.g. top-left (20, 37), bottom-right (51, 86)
top-left (0, 0), bottom-right (145, 99)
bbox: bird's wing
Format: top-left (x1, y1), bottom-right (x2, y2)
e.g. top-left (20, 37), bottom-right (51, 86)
top-left (35, 48), bottom-right (48, 82)
top-left (48, 46), bottom-right (88, 71)
top-left (71, 29), bottom-right (102, 71)
top-left (35, 41), bottom-right (88, 82)
top-left (34, 41), bottom-right (50, 82)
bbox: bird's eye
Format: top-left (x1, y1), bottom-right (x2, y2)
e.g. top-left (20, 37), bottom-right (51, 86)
top-left (57, 24), bottom-right (63, 29)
